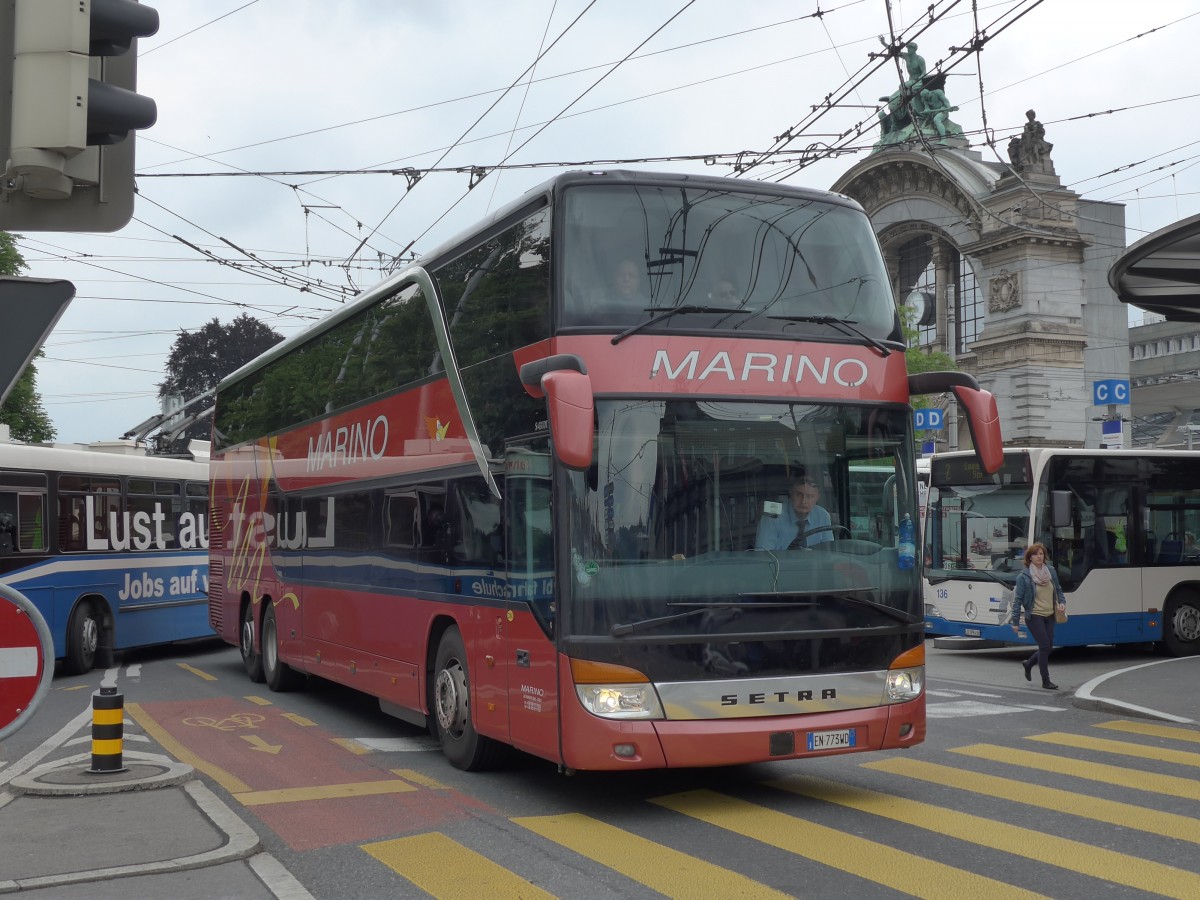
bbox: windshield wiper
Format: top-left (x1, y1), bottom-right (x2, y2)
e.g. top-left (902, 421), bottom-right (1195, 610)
top-left (610, 591), bottom-right (919, 636)
top-left (767, 314), bottom-right (893, 357)
top-left (739, 589), bottom-right (920, 625)
top-left (611, 306), bottom-right (751, 345)
top-left (927, 563), bottom-right (1014, 589)
top-left (610, 602), bottom-right (743, 636)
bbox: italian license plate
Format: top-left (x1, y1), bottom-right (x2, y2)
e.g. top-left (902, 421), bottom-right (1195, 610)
top-left (807, 728), bottom-right (856, 751)
top-left (965, 627), bottom-right (981, 637)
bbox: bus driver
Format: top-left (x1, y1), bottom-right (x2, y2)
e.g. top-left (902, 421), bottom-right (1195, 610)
top-left (755, 474), bottom-right (834, 550)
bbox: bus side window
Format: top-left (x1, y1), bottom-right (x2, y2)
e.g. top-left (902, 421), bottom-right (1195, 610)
top-left (452, 482), bottom-right (502, 566)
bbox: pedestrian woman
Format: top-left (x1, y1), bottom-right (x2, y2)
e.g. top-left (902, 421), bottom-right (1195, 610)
top-left (1010, 542), bottom-right (1067, 689)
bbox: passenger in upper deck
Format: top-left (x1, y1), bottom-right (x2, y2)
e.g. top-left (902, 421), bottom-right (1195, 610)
top-left (708, 276), bottom-right (740, 305)
top-left (609, 258), bottom-right (647, 309)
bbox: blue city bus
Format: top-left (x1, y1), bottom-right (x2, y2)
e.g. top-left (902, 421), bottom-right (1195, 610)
top-left (0, 435), bottom-right (211, 673)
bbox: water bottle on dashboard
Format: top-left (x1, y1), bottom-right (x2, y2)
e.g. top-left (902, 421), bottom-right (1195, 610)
top-left (897, 513), bottom-right (915, 570)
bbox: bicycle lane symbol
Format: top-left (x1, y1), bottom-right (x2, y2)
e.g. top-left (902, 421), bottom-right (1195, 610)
top-left (126, 695), bottom-right (399, 792)
top-left (182, 712), bottom-right (266, 731)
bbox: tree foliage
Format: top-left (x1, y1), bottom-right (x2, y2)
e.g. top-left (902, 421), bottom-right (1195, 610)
top-left (157, 314), bottom-right (283, 446)
top-left (0, 232), bottom-right (56, 443)
top-left (901, 301), bottom-right (958, 443)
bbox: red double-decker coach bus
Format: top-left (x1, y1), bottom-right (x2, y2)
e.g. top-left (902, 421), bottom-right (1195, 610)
top-left (209, 170), bottom-right (1002, 771)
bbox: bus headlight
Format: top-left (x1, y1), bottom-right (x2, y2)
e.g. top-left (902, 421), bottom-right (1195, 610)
top-left (885, 666), bottom-right (924, 703)
top-left (570, 658), bottom-right (664, 719)
top-left (925, 603), bottom-right (943, 618)
top-left (575, 683), bottom-right (664, 719)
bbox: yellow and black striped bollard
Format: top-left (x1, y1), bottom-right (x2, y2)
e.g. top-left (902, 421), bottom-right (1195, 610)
top-left (87, 685), bottom-right (127, 774)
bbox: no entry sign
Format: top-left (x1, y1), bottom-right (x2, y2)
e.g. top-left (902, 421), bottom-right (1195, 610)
top-left (0, 585), bottom-right (54, 741)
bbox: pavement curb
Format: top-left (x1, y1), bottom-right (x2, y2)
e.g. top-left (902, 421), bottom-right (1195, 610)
top-left (1074, 657), bottom-right (1197, 725)
top-left (6, 750), bottom-right (194, 796)
top-left (0, 779), bottom-right (261, 894)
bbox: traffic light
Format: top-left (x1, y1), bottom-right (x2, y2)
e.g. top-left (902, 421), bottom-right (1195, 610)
top-left (0, 0), bottom-right (159, 233)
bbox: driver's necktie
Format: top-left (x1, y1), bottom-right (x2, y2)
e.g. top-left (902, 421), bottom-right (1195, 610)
top-left (788, 518), bottom-right (809, 550)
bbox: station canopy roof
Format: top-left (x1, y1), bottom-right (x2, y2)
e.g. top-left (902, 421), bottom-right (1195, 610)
top-left (1110, 213), bottom-right (1200, 322)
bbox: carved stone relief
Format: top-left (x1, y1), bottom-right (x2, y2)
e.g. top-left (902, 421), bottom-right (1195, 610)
top-left (988, 270), bottom-right (1021, 312)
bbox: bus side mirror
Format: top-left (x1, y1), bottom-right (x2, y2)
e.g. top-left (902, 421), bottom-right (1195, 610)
top-left (1051, 491), bottom-right (1072, 529)
top-left (519, 354), bottom-right (595, 471)
top-left (950, 385), bottom-right (1002, 474)
top-left (908, 371), bottom-right (1004, 474)
top-left (541, 370), bottom-right (594, 471)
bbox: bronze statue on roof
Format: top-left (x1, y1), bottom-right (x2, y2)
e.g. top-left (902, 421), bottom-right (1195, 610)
top-left (873, 41), bottom-right (966, 152)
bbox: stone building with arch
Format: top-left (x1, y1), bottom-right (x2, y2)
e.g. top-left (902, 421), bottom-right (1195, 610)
top-left (830, 115), bottom-right (1129, 450)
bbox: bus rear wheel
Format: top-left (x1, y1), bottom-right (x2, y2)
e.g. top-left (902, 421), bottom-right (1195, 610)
top-left (262, 602), bottom-right (303, 691)
top-left (64, 600), bottom-right (100, 675)
top-left (1163, 592), bottom-right (1200, 656)
top-left (432, 627), bottom-right (503, 770)
top-left (241, 601), bottom-right (265, 683)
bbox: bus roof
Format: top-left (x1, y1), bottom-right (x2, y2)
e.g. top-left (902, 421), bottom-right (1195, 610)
top-left (0, 440), bottom-right (208, 479)
top-left (214, 169), bottom-right (869, 395)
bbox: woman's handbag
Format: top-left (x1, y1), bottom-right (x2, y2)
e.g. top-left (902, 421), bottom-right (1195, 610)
top-left (1055, 604), bottom-right (1068, 624)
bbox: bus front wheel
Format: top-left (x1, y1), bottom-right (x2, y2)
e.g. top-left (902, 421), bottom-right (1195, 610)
top-left (432, 627), bottom-right (503, 771)
top-left (64, 600), bottom-right (101, 675)
top-left (262, 602), bottom-right (303, 691)
top-left (1163, 592), bottom-right (1200, 656)
top-left (241, 601), bottom-right (265, 683)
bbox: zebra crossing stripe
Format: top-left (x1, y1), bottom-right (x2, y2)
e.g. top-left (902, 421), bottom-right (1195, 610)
top-left (1028, 731), bottom-right (1200, 767)
top-left (1096, 719), bottom-right (1200, 744)
top-left (950, 743), bottom-right (1200, 800)
top-left (770, 775), bottom-right (1200, 899)
top-left (864, 757), bottom-right (1200, 845)
top-left (514, 811), bottom-right (790, 899)
top-left (362, 833), bottom-right (554, 899)
top-left (650, 789), bottom-right (1036, 900)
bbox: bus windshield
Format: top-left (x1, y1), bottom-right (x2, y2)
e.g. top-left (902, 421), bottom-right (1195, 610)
top-left (923, 480), bottom-right (1030, 580)
top-left (923, 452), bottom-right (1035, 583)
top-left (560, 183), bottom-right (898, 340)
top-left (562, 399), bottom-right (919, 643)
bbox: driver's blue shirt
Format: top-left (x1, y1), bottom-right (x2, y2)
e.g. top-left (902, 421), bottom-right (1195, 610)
top-left (755, 503), bottom-right (833, 550)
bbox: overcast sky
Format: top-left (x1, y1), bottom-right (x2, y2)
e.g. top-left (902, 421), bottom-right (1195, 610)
top-left (12, 0), bottom-right (1200, 444)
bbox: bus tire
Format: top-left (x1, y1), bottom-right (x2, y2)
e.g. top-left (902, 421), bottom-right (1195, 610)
top-left (432, 627), bottom-right (503, 771)
top-left (241, 600), bottom-right (265, 683)
top-left (64, 600), bottom-right (101, 675)
top-left (262, 602), bottom-right (303, 692)
top-left (1163, 592), bottom-right (1200, 657)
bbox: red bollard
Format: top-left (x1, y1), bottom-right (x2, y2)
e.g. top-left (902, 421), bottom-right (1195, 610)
top-left (87, 686), bottom-right (127, 774)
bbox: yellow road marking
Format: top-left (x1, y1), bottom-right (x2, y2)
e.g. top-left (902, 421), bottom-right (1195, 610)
top-left (176, 662), bottom-right (217, 681)
top-left (244, 695), bottom-right (272, 706)
top-left (126, 702), bottom-right (252, 795)
top-left (241, 734), bottom-right (282, 754)
top-left (515, 811), bottom-right (790, 899)
top-left (865, 757), bottom-right (1200, 844)
top-left (772, 775), bottom-right (1200, 899)
top-left (282, 712), bottom-right (316, 727)
top-left (236, 779), bottom-right (418, 807)
top-left (650, 789), bottom-right (1039, 900)
top-left (390, 768), bottom-right (450, 790)
top-left (950, 744), bottom-right (1200, 800)
top-left (362, 833), bottom-right (554, 899)
top-left (1096, 719), bottom-right (1200, 745)
top-left (1029, 731), bottom-right (1200, 767)
top-left (332, 737), bottom-right (371, 755)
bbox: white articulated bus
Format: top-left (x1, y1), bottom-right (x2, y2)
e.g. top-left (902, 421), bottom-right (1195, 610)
top-left (923, 447), bottom-right (1200, 656)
